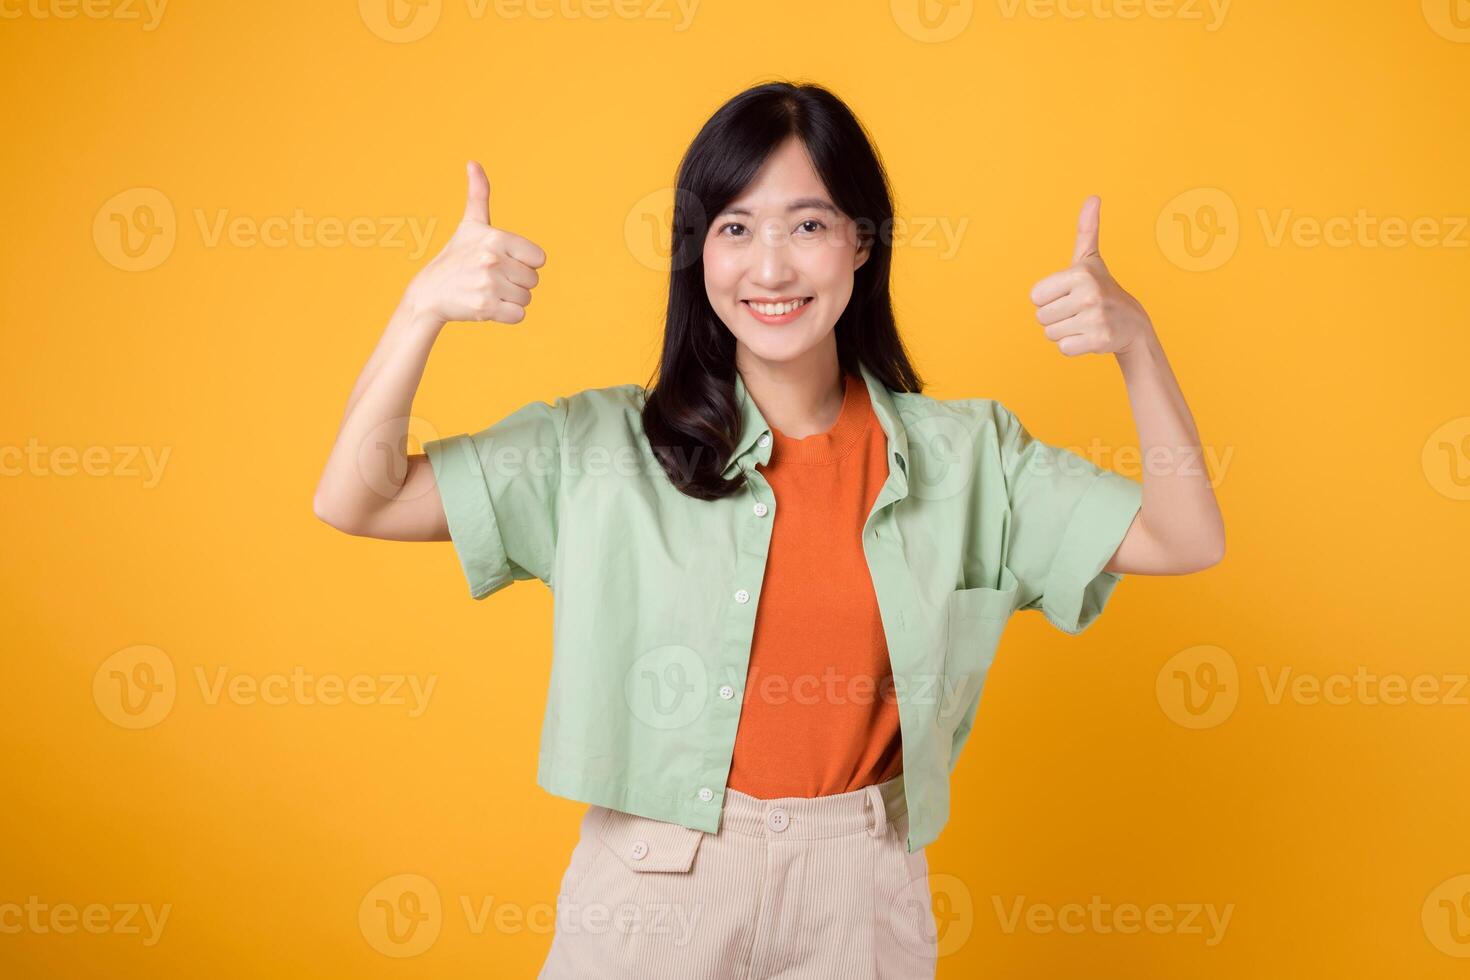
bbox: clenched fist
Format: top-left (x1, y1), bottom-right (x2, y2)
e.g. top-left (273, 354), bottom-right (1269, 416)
top-left (406, 161), bottom-right (548, 324)
top-left (1028, 195), bottom-right (1153, 357)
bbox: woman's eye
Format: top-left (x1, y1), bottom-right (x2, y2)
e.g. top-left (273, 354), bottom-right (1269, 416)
top-left (717, 219), bottom-right (825, 238)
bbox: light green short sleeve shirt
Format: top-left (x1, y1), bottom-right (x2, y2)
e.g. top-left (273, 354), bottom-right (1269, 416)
top-left (423, 361), bottom-right (1142, 853)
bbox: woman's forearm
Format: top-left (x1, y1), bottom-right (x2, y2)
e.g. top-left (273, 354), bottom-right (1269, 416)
top-left (312, 296), bottom-right (444, 531)
top-left (1114, 328), bottom-right (1225, 568)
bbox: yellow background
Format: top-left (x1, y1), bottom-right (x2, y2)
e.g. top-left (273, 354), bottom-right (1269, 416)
top-left (4, 0), bottom-right (1469, 976)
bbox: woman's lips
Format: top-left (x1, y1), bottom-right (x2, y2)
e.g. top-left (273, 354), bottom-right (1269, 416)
top-left (742, 297), bottom-right (813, 325)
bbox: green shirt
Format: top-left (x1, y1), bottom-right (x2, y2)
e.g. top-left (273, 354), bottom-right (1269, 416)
top-left (424, 360), bottom-right (1142, 853)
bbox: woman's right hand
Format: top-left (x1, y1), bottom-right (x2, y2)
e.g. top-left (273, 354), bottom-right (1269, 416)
top-left (405, 160), bottom-right (548, 325)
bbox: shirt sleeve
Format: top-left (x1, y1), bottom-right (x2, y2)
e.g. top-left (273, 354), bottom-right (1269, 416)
top-left (423, 394), bottom-right (571, 600)
top-left (995, 402), bottom-right (1143, 635)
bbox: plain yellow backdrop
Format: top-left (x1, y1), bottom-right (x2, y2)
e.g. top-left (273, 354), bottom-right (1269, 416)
top-left (3, 0), bottom-right (1469, 976)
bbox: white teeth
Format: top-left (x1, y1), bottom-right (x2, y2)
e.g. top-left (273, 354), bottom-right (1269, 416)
top-left (747, 298), bottom-right (811, 316)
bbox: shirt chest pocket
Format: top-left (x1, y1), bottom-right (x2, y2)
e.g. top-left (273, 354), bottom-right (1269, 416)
top-left (938, 565), bottom-right (1019, 732)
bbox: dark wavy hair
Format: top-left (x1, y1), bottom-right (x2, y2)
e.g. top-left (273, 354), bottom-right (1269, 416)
top-left (640, 80), bottom-right (924, 500)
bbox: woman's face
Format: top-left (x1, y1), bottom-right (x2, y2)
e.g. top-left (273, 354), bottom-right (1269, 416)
top-left (702, 135), bottom-right (870, 369)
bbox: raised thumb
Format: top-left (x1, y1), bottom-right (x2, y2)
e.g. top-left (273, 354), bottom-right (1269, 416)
top-left (463, 160), bottom-right (491, 225)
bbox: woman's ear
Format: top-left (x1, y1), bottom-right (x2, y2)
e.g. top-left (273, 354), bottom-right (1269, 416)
top-left (854, 237), bottom-right (871, 271)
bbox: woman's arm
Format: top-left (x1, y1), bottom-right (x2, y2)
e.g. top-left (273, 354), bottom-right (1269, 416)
top-left (311, 298), bottom-right (449, 540)
top-left (311, 161), bottom-right (547, 540)
top-left (1029, 195), bottom-right (1225, 575)
top-left (1104, 330), bottom-right (1225, 574)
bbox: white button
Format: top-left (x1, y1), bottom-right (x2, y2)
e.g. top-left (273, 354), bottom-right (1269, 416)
top-left (734, 589), bottom-right (750, 604)
top-left (752, 502), bottom-right (768, 517)
top-left (757, 433), bottom-right (771, 448)
top-left (630, 840), bottom-right (649, 860)
top-left (766, 807), bottom-right (790, 832)
top-left (718, 684), bottom-right (734, 700)
top-left (698, 787), bottom-right (714, 802)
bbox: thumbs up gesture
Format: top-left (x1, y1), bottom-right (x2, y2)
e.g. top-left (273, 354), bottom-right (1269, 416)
top-left (1028, 196), bottom-right (1152, 357)
top-left (406, 161), bottom-right (548, 325)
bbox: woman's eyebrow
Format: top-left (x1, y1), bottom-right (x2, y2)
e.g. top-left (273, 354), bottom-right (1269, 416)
top-left (717, 198), bottom-right (839, 217)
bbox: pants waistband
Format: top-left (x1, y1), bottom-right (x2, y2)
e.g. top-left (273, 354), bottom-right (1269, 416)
top-left (717, 773), bottom-right (906, 841)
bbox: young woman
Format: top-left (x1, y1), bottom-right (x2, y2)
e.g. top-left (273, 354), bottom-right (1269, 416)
top-left (314, 81), bottom-right (1224, 979)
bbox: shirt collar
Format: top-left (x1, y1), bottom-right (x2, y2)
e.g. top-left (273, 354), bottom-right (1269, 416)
top-left (722, 360), bottom-right (910, 484)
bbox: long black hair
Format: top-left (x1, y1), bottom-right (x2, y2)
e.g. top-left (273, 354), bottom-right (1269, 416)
top-left (640, 80), bottom-right (924, 500)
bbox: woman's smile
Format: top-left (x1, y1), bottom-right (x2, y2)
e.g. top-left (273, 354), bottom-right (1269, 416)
top-left (741, 295), bottom-right (814, 324)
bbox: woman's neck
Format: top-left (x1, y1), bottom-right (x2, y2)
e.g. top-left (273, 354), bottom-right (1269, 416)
top-left (735, 345), bottom-right (847, 440)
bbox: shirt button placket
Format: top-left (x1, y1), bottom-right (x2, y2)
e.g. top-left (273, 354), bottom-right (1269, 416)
top-left (708, 444), bottom-right (775, 815)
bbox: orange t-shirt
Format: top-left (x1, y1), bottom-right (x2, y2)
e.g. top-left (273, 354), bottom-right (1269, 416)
top-left (726, 369), bottom-right (904, 799)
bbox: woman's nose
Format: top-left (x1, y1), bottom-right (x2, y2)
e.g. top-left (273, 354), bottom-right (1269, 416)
top-left (753, 219), bottom-right (793, 280)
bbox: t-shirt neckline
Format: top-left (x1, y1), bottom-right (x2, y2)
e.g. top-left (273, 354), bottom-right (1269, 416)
top-left (766, 371), bottom-right (871, 466)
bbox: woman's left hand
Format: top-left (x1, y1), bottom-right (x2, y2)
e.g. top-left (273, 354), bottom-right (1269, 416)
top-left (1029, 195), bottom-right (1154, 357)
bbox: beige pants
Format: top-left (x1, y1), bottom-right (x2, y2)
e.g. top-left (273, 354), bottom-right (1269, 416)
top-left (539, 773), bottom-right (937, 979)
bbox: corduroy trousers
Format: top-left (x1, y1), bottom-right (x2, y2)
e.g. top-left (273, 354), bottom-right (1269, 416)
top-left (538, 773), bottom-right (937, 979)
